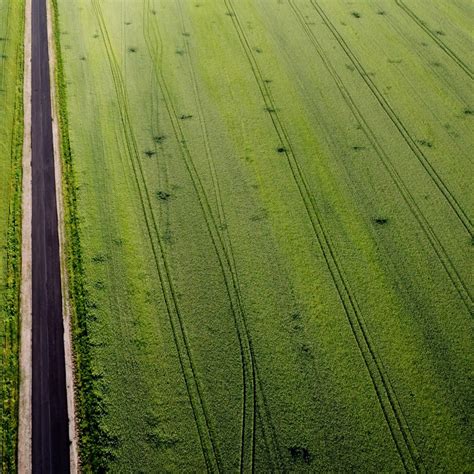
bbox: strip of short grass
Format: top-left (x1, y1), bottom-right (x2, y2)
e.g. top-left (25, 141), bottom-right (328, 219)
top-left (50, 0), bottom-right (115, 471)
top-left (0, 0), bottom-right (24, 470)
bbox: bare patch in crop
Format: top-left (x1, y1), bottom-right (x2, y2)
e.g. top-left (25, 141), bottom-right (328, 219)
top-left (91, 253), bottom-right (108, 264)
top-left (157, 191), bottom-right (171, 201)
top-left (163, 229), bottom-right (174, 245)
top-left (145, 413), bottom-right (178, 449)
top-left (417, 139), bottom-right (433, 148)
top-left (250, 209), bottom-right (268, 222)
top-left (301, 344), bottom-right (314, 360)
top-left (289, 446), bottom-right (312, 464)
top-left (153, 135), bottom-right (166, 144)
top-left (291, 311), bottom-right (302, 331)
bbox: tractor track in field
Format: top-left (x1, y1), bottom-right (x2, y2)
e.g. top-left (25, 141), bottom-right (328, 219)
top-left (394, 0), bottom-right (473, 80)
top-left (310, 0), bottom-right (473, 239)
top-left (143, 2), bottom-right (282, 470)
top-left (288, 1), bottom-right (473, 312)
top-left (175, 5), bottom-right (256, 468)
top-left (225, 0), bottom-right (423, 471)
top-left (0, 0), bottom-right (11, 443)
top-left (91, 2), bottom-right (222, 471)
top-left (175, 1), bottom-right (282, 469)
top-left (0, 0), bottom-right (11, 98)
top-left (375, 1), bottom-right (471, 110)
top-left (0, 0), bottom-right (11, 279)
top-left (175, 5), bottom-right (256, 469)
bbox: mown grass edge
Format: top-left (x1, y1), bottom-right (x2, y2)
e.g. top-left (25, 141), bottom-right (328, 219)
top-left (1, 1), bottom-right (25, 470)
top-left (49, 1), bottom-right (116, 471)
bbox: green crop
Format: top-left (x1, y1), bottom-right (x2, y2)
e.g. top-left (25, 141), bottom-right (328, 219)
top-left (53, 0), bottom-right (473, 471)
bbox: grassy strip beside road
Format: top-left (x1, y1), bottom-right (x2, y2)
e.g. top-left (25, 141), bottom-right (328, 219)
top-left (0, 0), bottom-right (24, 470)
top-left (50, 0), bottom-right (115, 470)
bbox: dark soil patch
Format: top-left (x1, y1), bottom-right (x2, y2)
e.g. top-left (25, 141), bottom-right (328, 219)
top-left (289, 446), bottom-right (312, 464)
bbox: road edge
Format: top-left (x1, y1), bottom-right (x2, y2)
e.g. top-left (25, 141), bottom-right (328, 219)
top-left (45, 0), bottom-right (79, 471)
top-left (18, 0), bottom-right (32, 470)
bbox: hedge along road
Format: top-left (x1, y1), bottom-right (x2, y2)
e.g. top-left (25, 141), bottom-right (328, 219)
top-left (31, 0), bottom-right (69, 471)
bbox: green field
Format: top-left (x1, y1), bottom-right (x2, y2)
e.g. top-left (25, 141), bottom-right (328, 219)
top-left (0, 0), bottom-right (23, 471)
top-left (53, 0), bottom-right (473, 471)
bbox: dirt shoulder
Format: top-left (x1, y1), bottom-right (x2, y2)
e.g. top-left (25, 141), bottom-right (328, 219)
top-left (18, 0), bottom-right (32, 470)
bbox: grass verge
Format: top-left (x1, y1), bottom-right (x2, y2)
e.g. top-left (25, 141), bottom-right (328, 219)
top-left (50, 0), bottom-right (116, 470)
top-left (1, 2), bottom-right (24, 470)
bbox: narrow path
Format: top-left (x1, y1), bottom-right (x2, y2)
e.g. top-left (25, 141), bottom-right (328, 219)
top-left (31, 0), bottom-right (70, 471)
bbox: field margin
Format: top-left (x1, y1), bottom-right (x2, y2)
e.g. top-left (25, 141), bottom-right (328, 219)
top-left (49, 0), bottom-right (116, 470)
top-left (1, 0), bottom-right (25, 471)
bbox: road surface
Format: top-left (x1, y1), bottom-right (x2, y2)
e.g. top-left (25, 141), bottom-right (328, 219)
top-left (31, 0), bottom-right (70, 471)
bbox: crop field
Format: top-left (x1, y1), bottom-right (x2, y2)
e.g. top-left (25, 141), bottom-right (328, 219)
top-left (53, 0), bottom-right (472, 471)
top-left (0, 0), bottom-right (23, 470)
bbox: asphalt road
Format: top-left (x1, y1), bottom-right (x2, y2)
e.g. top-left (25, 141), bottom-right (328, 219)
top-left (31, 0), bottom-right (70, 471)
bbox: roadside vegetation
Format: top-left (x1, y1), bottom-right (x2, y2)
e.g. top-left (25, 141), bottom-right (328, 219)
top-left (54, 0), bottom-right (473, 471)
top-left (51, 0), bottom-right (116, 470)
top-left (0, 0), bottom-right (24, 471)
